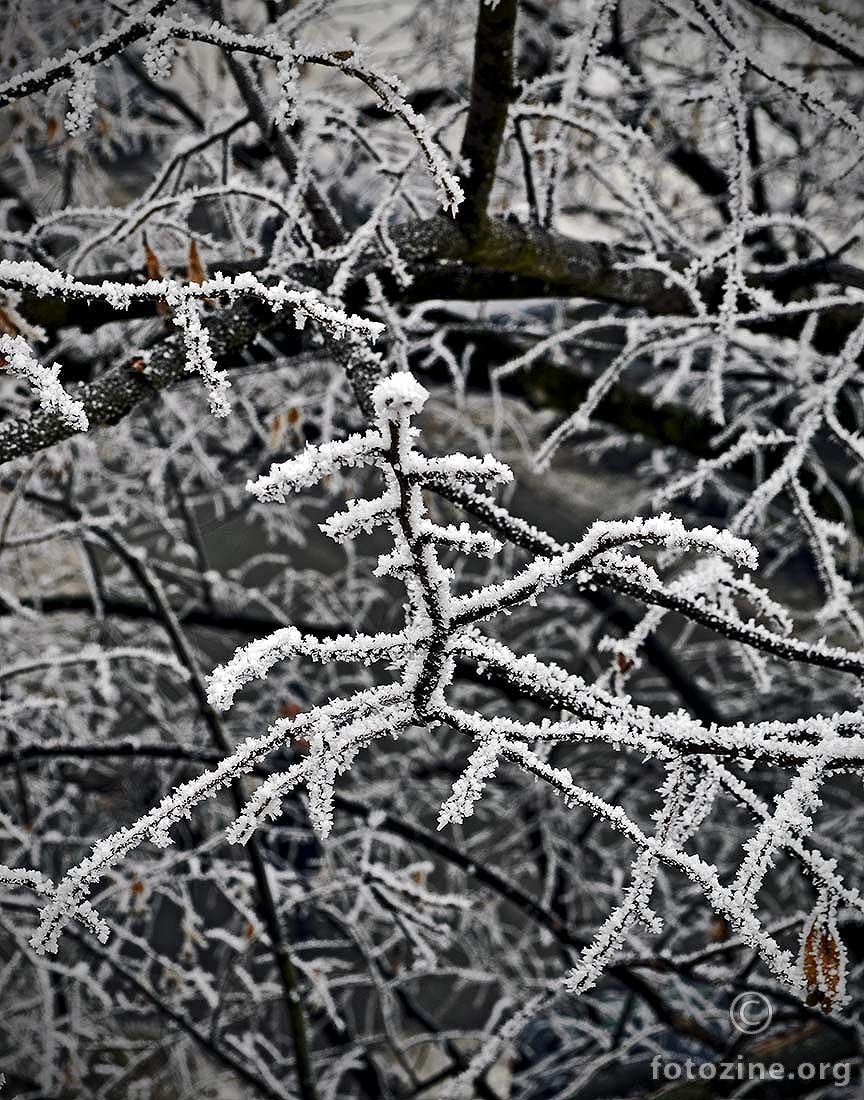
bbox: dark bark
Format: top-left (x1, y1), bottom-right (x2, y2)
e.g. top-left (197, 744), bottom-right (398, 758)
top-left (457, 0), bottom-right (520, 233)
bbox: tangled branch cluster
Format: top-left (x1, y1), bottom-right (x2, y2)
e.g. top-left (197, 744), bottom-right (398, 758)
top-left (3, 0), bottom-right (864, 1096)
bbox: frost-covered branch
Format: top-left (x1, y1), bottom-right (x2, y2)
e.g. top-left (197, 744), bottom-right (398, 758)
top-left (26, 375), bottom-right (863, 1018)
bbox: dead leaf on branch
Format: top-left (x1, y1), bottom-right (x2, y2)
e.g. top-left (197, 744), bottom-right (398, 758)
top-left (187, 239), bottom-right (206, 285)
top-left (800, 904), bottom-right (847, 1012)
top-left (143, 236), bottom-right (162, 281)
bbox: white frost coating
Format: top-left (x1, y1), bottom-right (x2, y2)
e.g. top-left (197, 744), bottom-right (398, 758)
top-left (274, 50), bottom-right (300, 127)
top-left (407, 452), bottom-right (514, 487)
top-left (118, 17), bottom-right (464, 215)
top-left (231, 697), bottom-right (415, 841)
top-left (31, 684), bottom-right (399, 953)
top-left (0, 334), bottom-right (88, 431)
top-left (0, 0), bottom-right (173, 106)
top-left (319, 490), bottom-right (399, 542)
top-left (437, 734), bottom-right (504, 827)
top-left (422, 521), bottom-right (502, 557)
top-left (0, 864), bottom-right (109, 942)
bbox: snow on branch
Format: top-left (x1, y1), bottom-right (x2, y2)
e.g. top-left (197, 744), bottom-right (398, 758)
top-left (0, 260), bottom-right (382, 419)
top-left (0, 865), bottom-right (110, 943)
top-left (0, 334), bottom-right (88, 431)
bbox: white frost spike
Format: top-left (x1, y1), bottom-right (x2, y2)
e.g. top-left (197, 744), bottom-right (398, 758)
top-left (438, 735), bottom-right (503, 827)
top-left (423, 521), bottom-right (502, 558)
top-left (142, 29), bottom-right (176, 80)
top-left (306, 719), bottom-right (339, 837)
top-left (0, 864), bottom-right (109, 942)
top-left (65, 64), bottom-right (97, 137)
top-left (0, 334), bottom-right (88, 431)
top-left (172, 299), bottom-right (231, 417)
top-left (732, 755), bottom-right (828, 909)
top-left (453, 514), bottom-right (758, 624)
top-left (0, 258), bottom-right (384, 340)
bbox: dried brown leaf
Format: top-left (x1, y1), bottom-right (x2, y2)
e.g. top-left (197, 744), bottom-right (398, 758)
top-left (801, 909), bottom-right (846, 1012)
top-left (0, 308), bottom-right (19, 337)
top-left (187, 239), bottom-right (206, 285)
top-left (143, 236), bottom-right (162, 281)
